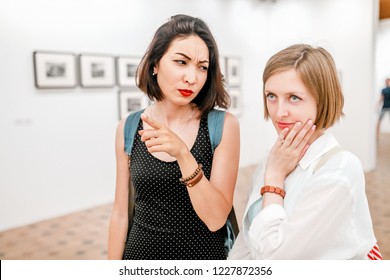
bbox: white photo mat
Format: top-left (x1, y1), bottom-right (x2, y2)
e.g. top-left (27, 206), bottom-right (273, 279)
top-left (116, 56), bottom-right (140, 87)
top-left (226, 57), bottom-right (241, 86)
top-left (118, 90), bottom-right (149, 119)
top-left (79, 54), bottom-right (115, 87)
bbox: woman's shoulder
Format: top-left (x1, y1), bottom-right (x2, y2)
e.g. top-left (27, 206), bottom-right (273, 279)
top-left (116, 112), bottom-right (139, 142)
top-left (207, 109), bottom-right (240, 137)
top-left (116, 118), bottom-right (126, 135)
top-left (329, 149), bottom-right (363, 171)
top-left (316, 148), bottom-right (365, 185)
top-left (223, 111), bottom-right (240, 130)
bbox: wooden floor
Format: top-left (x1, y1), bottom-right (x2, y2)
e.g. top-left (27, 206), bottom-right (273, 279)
top-left (365, 132), bottom-right (390, 259)
top-left (0, 133), bottom-right (389, 260)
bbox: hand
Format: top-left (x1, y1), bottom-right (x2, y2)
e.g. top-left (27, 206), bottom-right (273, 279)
top-left (264, 120), bottom-right (316, 187)
top-left (138, 113), bottom-right (189, 158)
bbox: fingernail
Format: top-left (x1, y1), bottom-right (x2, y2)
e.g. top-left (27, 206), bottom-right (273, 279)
top-left (308, 120), bottom-right (313, 125)
top-left (296, 122), bottom-right (302, 126)
top-left (312, 125), bottom-right (316, 130)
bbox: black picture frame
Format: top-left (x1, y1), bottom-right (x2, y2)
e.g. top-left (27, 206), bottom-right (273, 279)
top-left (116, 56), bottom-right (141, 88)
top-left (118, 90), bottom-right (149, 120)
top-left (79, 54), bottom-right (115, 88)
top-left (33, 51), bottom-right (77, 89)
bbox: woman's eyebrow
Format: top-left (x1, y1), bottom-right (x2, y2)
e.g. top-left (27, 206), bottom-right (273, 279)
top-left (175, 52), bottom-right (209, 64)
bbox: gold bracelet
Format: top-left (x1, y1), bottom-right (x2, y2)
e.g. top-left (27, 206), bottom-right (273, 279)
top-left (260, 185), bottom-right (286, 199)
top-left (179, 164), bottom-right (203, 184)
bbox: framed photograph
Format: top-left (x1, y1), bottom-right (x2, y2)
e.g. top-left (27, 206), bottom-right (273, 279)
top-left (33, 51), bottom-right (77, 89)
top-left (116, 56), bottom-right (140, 87)
top-left (228, 87), bottom-right (241, 116)
top-left (79, 54), bottom-right (115, 88)
top-left (118, 90), bottom-right (149, 119)
top-left (226, 57), bottom-right (241, 86)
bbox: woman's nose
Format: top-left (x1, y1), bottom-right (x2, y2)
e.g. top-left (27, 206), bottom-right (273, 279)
top-left (276, 102), bottom-right (289, 119)
top-left (185, 67), bottom-right (197, 85)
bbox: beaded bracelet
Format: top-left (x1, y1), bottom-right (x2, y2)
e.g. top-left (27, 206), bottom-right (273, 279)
top-left (179, 163), bottom-right (203, 186)
top-left (260, 185), bottom-right (286, 199)
top-left (184, 170), bottom-right (204, 187)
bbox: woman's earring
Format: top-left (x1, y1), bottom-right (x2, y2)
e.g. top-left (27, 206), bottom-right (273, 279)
top-left (152, 72), bottom-right (156, 76)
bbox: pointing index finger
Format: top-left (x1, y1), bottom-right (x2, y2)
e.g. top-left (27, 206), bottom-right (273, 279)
top-left (141, 113), bottom-right (163, 129)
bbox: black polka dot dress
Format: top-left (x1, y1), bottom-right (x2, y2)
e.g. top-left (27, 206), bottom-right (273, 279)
top-left (123, 116), bottom-right (226, 260)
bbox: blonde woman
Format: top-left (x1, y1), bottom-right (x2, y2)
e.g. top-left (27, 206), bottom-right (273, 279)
top-left (229, 44), bottom-right (377, 260)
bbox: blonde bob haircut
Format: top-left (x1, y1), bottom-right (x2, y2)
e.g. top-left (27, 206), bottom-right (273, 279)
top-left (262, 44), bottom-right (344, 130)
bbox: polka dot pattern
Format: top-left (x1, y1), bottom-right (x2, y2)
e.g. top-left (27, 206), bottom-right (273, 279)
top-left (123, 116), bottom-right (226, 260)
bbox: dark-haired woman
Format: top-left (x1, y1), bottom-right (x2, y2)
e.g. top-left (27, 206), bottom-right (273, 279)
top-left (108, 14), bottom-right (240, 260)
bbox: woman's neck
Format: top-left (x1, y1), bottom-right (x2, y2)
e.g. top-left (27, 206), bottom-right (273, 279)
top-left (150, 101), bottom-right (195, 132)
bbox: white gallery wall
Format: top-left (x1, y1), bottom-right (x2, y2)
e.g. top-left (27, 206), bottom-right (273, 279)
top-left (376, 18), bottom-right (390, 132)
top-left (0, 0), bottom-right (378, 231)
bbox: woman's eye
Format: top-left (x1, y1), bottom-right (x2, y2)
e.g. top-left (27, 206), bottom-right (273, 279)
top-left (200, 65), bottom-right (208, 71)
top-left (175, 60), bottom-right (186, 65)
top-left (266, 93), bottom-right (275, 100)
top-left (290, 95), bottom-right (301, 102)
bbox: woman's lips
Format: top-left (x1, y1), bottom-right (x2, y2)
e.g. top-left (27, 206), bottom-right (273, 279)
top-left (178, 89), bottom-right (193, 97)
top-left (277, 122), bottom-right (294, 129)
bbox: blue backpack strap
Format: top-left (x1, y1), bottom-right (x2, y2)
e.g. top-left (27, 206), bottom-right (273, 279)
top-left (207, 109), bottom-right (226, 153)
top-left (124, 109), bottom-right (145, 155)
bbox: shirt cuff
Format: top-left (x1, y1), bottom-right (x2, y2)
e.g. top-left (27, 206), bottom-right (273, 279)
top-left (248, 204), bottom-right (287, 254)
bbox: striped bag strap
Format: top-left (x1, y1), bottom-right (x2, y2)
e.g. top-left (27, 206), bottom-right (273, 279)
top-left (367, 243), bottom-right (383, 260)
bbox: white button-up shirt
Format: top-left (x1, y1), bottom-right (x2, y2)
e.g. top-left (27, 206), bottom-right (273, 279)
top-left (229, 132), bottom-right (377, 260)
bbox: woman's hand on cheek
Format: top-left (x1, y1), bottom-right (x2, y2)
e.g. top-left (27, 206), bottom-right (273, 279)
top-left (138, 113), bottom-right (188, 158)
top-left (264, 120), bottom-right (316, 186)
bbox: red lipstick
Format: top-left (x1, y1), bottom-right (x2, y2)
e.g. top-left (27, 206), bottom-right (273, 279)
top-left (178, 89), bottom-right (193, 97)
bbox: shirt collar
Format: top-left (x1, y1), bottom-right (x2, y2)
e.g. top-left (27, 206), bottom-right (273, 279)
top-left (298, 132), bottom-right (340, 170)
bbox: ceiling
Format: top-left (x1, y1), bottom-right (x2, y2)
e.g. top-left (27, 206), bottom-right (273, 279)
top-left (380, 0), bottom-right (390, 19)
